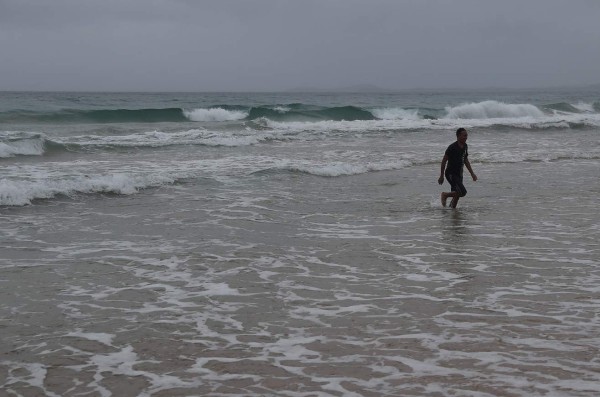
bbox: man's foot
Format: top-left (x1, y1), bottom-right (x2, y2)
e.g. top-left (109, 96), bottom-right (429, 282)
top-left (441, 192), bottom-right (447, 207)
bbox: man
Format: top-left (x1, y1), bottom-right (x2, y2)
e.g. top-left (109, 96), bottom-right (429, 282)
top-left (438, 127), bottom-right (477, 208)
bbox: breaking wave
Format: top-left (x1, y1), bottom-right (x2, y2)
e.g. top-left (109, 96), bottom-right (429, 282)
top-left (183, 108), bottom-right (248, 122)
top-left (0, 172), bottom-right (180, 206)
top-left (2, 100), bottom-right (599, 126)
top-left (2, 101), bottom-right (599, 144)
top-left (0, 135), bottom-right (47, 158)
top-left (444, 101), bottom-right (545, 119)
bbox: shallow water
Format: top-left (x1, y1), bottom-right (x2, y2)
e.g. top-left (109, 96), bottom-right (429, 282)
top-left (2, 158), bottom-right (600, 396)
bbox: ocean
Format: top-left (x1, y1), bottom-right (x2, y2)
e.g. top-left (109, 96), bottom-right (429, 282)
top-left (1, 89), bottom-right (599, 396)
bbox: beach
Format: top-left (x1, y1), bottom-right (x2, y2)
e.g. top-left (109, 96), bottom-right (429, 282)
top-left (1, 90), bottom-right (600, 396)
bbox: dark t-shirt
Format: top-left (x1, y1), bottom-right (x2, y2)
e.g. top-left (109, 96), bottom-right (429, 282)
top-left (445, 141), bottom-right (468, 176)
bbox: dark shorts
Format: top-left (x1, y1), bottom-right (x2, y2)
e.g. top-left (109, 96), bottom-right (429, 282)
top-left (445, 173), bottom-right (467, 197)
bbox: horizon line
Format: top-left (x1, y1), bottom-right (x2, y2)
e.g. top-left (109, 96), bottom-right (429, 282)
top-left (1, 82), bottom-right (599, 94)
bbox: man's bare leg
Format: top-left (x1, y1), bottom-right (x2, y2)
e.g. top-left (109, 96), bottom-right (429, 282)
top-left (441, 192), bottom-right (459, 208)
top-left (450, 195), bottom-right (460, 208)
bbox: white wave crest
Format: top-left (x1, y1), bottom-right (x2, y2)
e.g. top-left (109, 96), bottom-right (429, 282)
top-left (273, 106), bottom-right (291, 113)
top-left (183, 108), bottom-right (248, 122)
top-left (572, 102), bottom-right (595, 113)
top-left (0, 138), bottom-right (46, 158)
top-left (0, 132), bottom-right (47, 157)
top-left (0, 172), bottom-right (178, 206)
top-left (444, 101), bottom-right (545, 119)
top-left (371, 107), bottom-right (420, 120)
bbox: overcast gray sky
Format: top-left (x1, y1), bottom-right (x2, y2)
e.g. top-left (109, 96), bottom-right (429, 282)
top-left (1, 0), bottom-right (599, 91)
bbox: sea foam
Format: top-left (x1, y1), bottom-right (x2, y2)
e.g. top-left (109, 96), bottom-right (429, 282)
top-left (66, 129), bottom-right (271, 148)
top-left (280, 160), bottom-right (414, 177)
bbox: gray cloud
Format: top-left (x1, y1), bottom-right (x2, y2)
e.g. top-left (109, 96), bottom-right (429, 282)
top-left (1, 0), bottom-right (599, 91)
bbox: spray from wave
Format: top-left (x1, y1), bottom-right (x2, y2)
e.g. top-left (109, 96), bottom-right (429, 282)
top-left (183, 108), bottom-right (248, 122)
top-left (572, 102), bottom-right (596, 113)
top-left (371, 108), bottom-right (420, 120)
top-left (444, 101), bottom-right (545, 119)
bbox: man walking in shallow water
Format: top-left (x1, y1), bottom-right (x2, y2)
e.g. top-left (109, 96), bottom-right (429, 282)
top-left (438, 127), bottom-right (478, 208)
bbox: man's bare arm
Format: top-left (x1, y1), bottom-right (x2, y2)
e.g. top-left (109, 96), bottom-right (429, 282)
top-left (465, 158), bottom-right (477, 181)
top-left (438, 154), bottom-right (448, 184)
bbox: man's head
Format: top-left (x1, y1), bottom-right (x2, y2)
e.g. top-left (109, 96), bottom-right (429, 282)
top-left (456, 127), bottom-right (468, 144)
